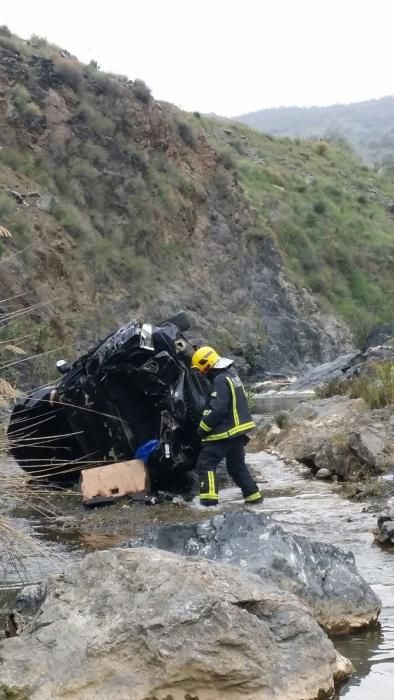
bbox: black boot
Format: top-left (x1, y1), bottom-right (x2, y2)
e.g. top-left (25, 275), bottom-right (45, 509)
top-left (244, 490), bottom-right (263, 505)
top-left (199, 470), bottom-right (218, 506)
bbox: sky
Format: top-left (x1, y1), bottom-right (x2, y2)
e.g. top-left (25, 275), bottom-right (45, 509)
top-left (1, 0), bottom-right (394, 116)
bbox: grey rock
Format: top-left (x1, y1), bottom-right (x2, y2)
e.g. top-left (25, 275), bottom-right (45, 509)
top-left (348, 430), bottom-right (387, 470)
top-left (376, 519), bottom-right (394, 545)
top-left (291, 353), bottom-right (355, 390)
top-left (0, 547), bottom-right (352, 700)
top-left (376, 498), bottom-right (394, 545)
top-left (36, 192), bottom-right (57, 212)
top-left (270, 396), bottom-right (394, 478)
top-left (14, 582), bottom-right (46, 615)
top-left (141, 511), bottom-right (381, 633)
top-left (314, 440), bottom-right (349, 478)
top-left (292, 345), bottom-right (394, 390)
top-left (365, 324), bottom-right (394, 350)
top-left (316, 467), bottom-right (333, 479)
top-left (291, 402), bottom-right (320, 421)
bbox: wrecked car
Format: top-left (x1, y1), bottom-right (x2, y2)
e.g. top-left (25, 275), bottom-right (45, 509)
top-left (8, 312), bottom-right (208, 492)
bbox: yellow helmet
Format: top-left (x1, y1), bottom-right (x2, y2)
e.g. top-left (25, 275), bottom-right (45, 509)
top-left (191, 346), bottom-right (221, 372)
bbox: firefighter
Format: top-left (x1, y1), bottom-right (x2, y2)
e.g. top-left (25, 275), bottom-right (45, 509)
top-left (191, 346), bottom-right (263, 506)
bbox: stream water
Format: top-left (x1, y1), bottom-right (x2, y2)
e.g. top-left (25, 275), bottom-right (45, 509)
top-left (1, 451), bottom-right (393, 698)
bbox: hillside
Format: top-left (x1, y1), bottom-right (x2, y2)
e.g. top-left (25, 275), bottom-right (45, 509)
top-left (0, 29), bottom-right (394, 383)
top-left (235, 96), bottom-right (394, 164)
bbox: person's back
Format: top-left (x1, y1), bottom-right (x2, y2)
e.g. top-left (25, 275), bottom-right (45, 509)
top-left (200, 365), bottom-right (255, 443)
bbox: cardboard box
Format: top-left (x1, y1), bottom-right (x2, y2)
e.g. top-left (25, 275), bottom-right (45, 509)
top-left (81, 459), bottom-right (149, 507)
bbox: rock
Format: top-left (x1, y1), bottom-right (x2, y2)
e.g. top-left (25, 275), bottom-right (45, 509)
top-left (270, 396), bottom-right (394, 479)
top-left (141, 511), bottom-right (381, 634)
top-left (291, 353), bottom-right (356, 390)
top-left (266, 423), bottom-right (281, 442)
top-left (376, 498), bottom-right (394, 545)
top-left (4, 583), bottom-right (47, 637)
top-left (292, 345), bottom-right (394, 390)
top-left (0, 547), bottom-right (353, 700)
top-left (348, 429), bottom-right (387, 470)
top-left (364, 324), bottom-right (394, 350)
top-left (36, 192), bottom-right (56, 212)
top-left (376, 519), bottom-right (394, 545)
top-left (314, 439), bottom-right (349, 478)
top-left (316, 467), bottom-right (332, 479)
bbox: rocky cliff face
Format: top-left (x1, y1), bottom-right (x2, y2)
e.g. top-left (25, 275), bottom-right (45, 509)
top-left (5, 31), bottom-right (394, 380)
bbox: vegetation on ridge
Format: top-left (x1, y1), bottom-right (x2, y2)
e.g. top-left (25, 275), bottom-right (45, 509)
top-left (200, 118), bottom-right (394, 345)
top-left (0, 27), bottom-right (393, 371)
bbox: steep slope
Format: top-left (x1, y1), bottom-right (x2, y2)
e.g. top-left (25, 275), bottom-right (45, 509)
top-left (235, 96), bottom-right (394, 164)
top-left (0, 30), bottom-right (393, 382)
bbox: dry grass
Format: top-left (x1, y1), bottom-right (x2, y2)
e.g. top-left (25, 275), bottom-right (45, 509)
top-left (349, 361), bottom-right (394, 409)
top-left (0, 281), bottom-right (68, 589)
top-left (316, 361), bottom-right (394, 409)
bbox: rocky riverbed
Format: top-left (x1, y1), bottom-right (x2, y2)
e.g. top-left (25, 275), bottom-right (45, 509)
top-left (1, 450), bottom-right (394, 699)
top-left (1, 341), bottom-right (394, 699)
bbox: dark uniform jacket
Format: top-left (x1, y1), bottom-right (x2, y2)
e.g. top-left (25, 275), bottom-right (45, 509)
top-left (199, 366), bottom-right (255, 443)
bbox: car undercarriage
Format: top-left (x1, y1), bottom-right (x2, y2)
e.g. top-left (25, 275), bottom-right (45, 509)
top-left (8, 312), bottom-right (209, 494)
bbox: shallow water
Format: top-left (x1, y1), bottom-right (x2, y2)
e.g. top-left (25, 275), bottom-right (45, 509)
top-left (1, 452), bottom-right (394, 697)
top-left (246, 453), bottom-right (394, 699)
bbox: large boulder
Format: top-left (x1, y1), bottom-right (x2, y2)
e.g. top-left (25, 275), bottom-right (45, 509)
top-left (0, 547), bottom-right (352, 700)
top-left (142, 511), bottom-right (381, 634)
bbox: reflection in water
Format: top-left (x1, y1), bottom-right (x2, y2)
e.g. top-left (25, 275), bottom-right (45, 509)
top-left (1, 451), bottom-right (394, 697)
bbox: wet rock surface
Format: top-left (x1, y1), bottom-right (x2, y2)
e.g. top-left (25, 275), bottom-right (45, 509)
top-left (376, 498), bottom-right (394, 545)
top-left (0, 547), bottom-right (352, 700)
top-left (141, 511), bottom-right (381, 633)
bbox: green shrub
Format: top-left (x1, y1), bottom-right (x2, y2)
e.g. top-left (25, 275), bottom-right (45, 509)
top-left (245, 388), bottom-right (255, 411)
top-left (316, 142), bottom-right (328, 156)
top-left (177, 120), bottom-right (197, 149)
top-left (69, 158), bottom-right (99, 185)
top-left (217, 148), bottom-right (236, 170)
top-left (0, 25), bottom-right (12, 37)
top-left (54, 201), bottom-right (94, 239)
top-left (349, 362), bottom-right (394, 408)
top-left (313, 200), bottom-right (326, 214)
top-left (274, 411), bottom-right (289, 428)
top-left (315, 377), bottom-right (348, 399)
top-left (12, 84), bottom-right (41, 116)
top-left (89, 69), bottom-right (124, 97)
top-left (213, 166), bottom-right (233, 192)
top-left (132, 79), bottom-right (151, 103)
top-left (0, 146), bottom-right (34, 173)
top-left (0, 191), bottom-right (30, 244)
top-left (76, 101), bottom-right (114, 136)
top-left (53, 57), bottom-right (83, 91)
top-left (0, 191), bottom-right (16, 219)
top-left (30, 34), bottom-right (49, 49)
top-left (81, 141), bottom-right (109, 167)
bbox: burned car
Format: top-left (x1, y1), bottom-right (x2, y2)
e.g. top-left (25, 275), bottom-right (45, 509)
top-left (8, 312), bottom-right (208, 493)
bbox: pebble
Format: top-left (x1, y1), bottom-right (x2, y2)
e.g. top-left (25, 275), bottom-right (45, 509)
top-left (316, 468), bottom-right (332, 480)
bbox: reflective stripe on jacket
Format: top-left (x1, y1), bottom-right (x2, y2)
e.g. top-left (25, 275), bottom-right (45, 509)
top-left (199, 366), bottom-right (255, 442)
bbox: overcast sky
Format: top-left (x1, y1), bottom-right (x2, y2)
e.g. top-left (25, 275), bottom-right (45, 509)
top-left (2, 0), bottom-right (393, 116)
